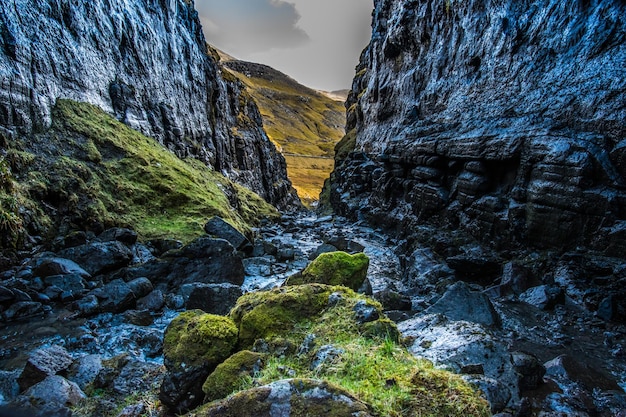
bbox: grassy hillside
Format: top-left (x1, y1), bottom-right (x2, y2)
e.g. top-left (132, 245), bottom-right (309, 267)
top-left (0, 99), bottom-right (278, 250)
top-left (219, 57), bottom-right (345, 207)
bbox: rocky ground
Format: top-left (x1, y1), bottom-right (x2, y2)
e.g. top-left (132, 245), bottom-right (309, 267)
top-left (0, 213), bottom-right (624, 416)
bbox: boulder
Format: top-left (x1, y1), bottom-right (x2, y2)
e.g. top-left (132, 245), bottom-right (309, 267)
top-left (204, 216), bottom-right (252, 253)
top-left (519, 285), bottom-right (565, 310)
top-left (126, 277), bottom-right (153, 299)
top-left (426, 281), bottom-right (501, 327)
top-left (17, 345), bottom-right (74, 392)
top-left (89, 279), bottom-right (135, 313)
top-left (191, 378), bottom-right (375, 417)
top-left (181, 283), bottom-right (242, 316)
top-left (58, 241), bottom-right (133, 276)
top-left (1, 302), bottom-right (44, 322)
top-left (136, 290), bottom-right (165, 312)
top-left (160, 310), bottom-right (238, 414)
top-left (13, 375), bottom-right (85, 416)
top-left (284, 251), bottom-right (369, 291)
top-left (43, 274), bottom-right (86, 300)
top-left (67, 354), bottom-right (103, 390)
top-left (202, 350), bottom-right (266, 402)
top-left (97, 227), bottom-right (138, 245)
top-left (32, 257), bottom-right (91, 279)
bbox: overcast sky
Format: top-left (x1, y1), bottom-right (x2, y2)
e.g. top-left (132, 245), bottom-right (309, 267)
top-left (195, 0), bottom-right (374, 91)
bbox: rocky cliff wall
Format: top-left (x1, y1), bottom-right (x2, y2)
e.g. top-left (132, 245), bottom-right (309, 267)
top-left (331, 0), bottom-right (626, 254)
top-left (0, 0), bottom-right (297, 209)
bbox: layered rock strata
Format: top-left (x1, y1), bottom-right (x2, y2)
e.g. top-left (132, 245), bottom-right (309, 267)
top-left (0, 0), bottom-right (297, 208)
top-left (330, 0), bottom-right (626, 253)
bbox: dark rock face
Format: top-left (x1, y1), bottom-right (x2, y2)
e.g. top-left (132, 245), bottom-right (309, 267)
top-left (330, 0), bottom-right (626, 253)
top-left (0, 0), bottom-right (297, 209)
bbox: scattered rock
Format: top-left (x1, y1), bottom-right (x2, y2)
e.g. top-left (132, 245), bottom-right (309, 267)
top-left (519, 285), bottom-right (565, 310)
top-left (426, 281), bottom-right (501, 327)
top-left (204, 216), bottom-right (252, 254)
top-left (97, 227), bottom-right (138, 245)
top-left (13, 375), bottom-right (85, 416)
top-left (17, 345), bottom-right (74, 392)
top-left (2, 301), bottom-right (44, 322)
top-left (202, 350), bottom-right (266, 402)
top-left (32, 257), bottom-right (91, 279)
top-left (67, 354), bottom-right (103, 390)
top-left (181, 283), bottom-right (242, 316)
top-left (136, 290), bottom-right (165, 312)
top-left (58, 241), bottom-right (133, 276)
top-left (284, 251), bottom-right (369, 291)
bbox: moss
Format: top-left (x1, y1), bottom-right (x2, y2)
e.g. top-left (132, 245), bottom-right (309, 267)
top-left (3, 99), bottom-right (279, 247)
top-left (202, 350), bottom-right (266, 402)
top-left (334, 129), bottom-right (357, 162)
top-left (285, 251), bottom-right (369, 291)
top-left (163, 310), bottom-right (238, 371)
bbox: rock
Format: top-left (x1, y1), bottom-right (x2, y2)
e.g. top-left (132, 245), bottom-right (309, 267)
top-left (181, 283), bottom-right (242, 316)
top-left (325, 235), bottom-right (365, 253)
top-left (445, 254), bottom-right (502, 286)
top-left (43, 274), bottom-right (86, 299)
top-left (426, 281), bottom-right (501, 327)
top-left (276, 247), bottom-right (296, 262)
top-left (161, 310), bottom-right (238, 414)
top-left (284, 251), bottom-right (369, 291)
top-left (73, 295), bottom-right (100, 316)
top-left (67, 354), bottom-right (103, 390)
top-left (13, 375), bottom-right (85, 416)
top-left (511, 352), bottom-right (545, 391)
top-left (2, 301), bottom-right (44, 321)
top-left (58, 241), bottom-right (133, 276)
top-left (148, 239), bottom-right (183, 257)
top-left (519, 285), bottom-right (565, 310)
top-left (204, 217), bottom-right (252, 253)
top-left (310, 345), bottom-right (344, 370)
top-left (97, 227), bottom-right (138, 245)
top-left (117, 404), bottom-right (146, 417)
top-left (136, 290), bottom-right (165, 312)
top-left (32, 257), bottom-right (91, 279)
top-left (202, 350), bottom-right (266, 402)
top-left (124, 310), bottom-right (154, 326)
top-left (17, 345), bottom-right (74, 392)
top-left (353, 300), bottom-right (380, 324)
top-left (597, 295), bottom-right (618, 322)
top-left (191, 378), bottom-right (375, 417)
top-left (499, 262), bottom-right (532, 295)
top-left (0, 286), bottom-right (14, 303)
top-left (463, 376), bottom-right (511, 414)
top-left (373, 289), bottom-right (412, 311)
top-left (124, 237), bottom-right (245, 292)
top-left (308, 243), bottom-right (339, 260)
top-left (126, 277), bottom-right (153, 299)
top-left (90, 279), bottom-right (136, 313)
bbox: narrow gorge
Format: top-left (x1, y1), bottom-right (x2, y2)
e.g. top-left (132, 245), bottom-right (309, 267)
top-left (0, 0), bottom-right (625, 416)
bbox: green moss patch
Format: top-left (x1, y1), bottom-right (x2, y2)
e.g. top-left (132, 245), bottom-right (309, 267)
top-left (202, 350), bottom-right (266, 402)
top-left (285, 251), bottom-right (369, 291)
top-left (4, 99), bottom-right (278, 246)
top-left (163, 310), bottom-right (238, 370)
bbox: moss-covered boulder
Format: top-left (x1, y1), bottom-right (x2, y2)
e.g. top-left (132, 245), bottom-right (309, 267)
top-left (202, 350), bottom-right (266, 402)
top-left (190, 378), bottom-right (375, 417)
top-left (161, 310), bottom-right (238, 413)
top-left (285, 251), bottom-right (369, 291)
top-left (163, 310), bottom-right (238, 370)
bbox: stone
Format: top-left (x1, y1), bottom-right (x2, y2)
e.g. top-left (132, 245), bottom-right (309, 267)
top-left (17, 345), bottom-right (74, 392)
top-left (373, 289), bottom-right (412, 311)
top-left (204, 216), bottom-right (252, 253)
top-left (202, 350), bottom-right (266, 402)
top-left (67, 354), bottom-right (103, 390)
top-left (32, 257), bottom-right (91, 279)
top-left (310, 345), bottom-right (344, 370)
top-left (43, 274), bottom-right (85, 297)
top-left (0, 286), bottom-right (14, 303)
top-left (511, 352), bottom-right (545, 391)
top-left (353, 300), bottom-right (380, 324)
top-left (90, 279), bottom-right (135, 313)
top-left (426, 281), bottom-right (501, 327)
top-left (126, 277), bottom-right (153, 299)
top-left (519, 285), bottom-right (565, 310)
top-left (73, 295), bottom-right (100, 316)
top-left (97, 227), bottom-right (138, 245)
top-left (284, 251), bottom-right (369, 291)
top-left (1, 302), bottom-right (44, 322)
top-left (181, 283), bottom-right (242, 316)
top-left (136, 290), bottom-right (165, 312)
top-left (308, 243), bottom-right (339, 260)
top-left (58, 241), bottom-right (133, 276)
top-left (191, 378), bottom-right (375, 417)
top-left (15, 375), bottom-right (85, 415)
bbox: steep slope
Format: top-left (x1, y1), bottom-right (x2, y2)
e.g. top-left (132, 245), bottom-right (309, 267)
top-left (220, 58), bottom-right (345, 205)
top-left (0, 0), bottom-right (298, 210)
top-left (330, 0), bottom-right (626, 254)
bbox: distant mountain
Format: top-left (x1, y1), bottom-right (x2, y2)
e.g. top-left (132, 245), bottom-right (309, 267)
top-left (217, 53), bottom-right (346, 206)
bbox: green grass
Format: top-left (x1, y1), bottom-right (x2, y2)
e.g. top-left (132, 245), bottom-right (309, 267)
top-left (4, 99), bottom-right (279, 245)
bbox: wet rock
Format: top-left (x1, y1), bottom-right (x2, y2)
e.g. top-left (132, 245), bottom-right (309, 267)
top-left (404, 247), bottom-right (454, 292)
top-left (2, 301), bottom-right (44, 321)
top-left (90, 279), bottom-right (135, 313)
top-left (243, 257), bottom-right (273, 277)
top-left (374, 289), bottom-right (412, 311)
top-left (446, 253), bottom-right (502, 286)
top-left (67, 354), bottom-right (103, 390)
top-left (43, 274), bottom-right (86, 300)
top-left (148, 239), bottom-right (183, 257)
top-left (126, 277), bottom-right (153, 299)
top-left (125, 238), bottom-right (245, 292)
top-left (58, 241), bottom-right (133, 276)
top-left (463, 376), bottom-right (511, 414)
top-left (17, 345), bottom-right (74, 391)
top-left (499, 262), bottom-right (532, 296)
top-left (276, 247), bottom-right (296, 262)
top-left (12, 375), bottom-right (85, 416)
top-left (32, 257), bottom-right (91, 279)
top-left (204, 217), bottom-right (252, 254)
top-left (0, 370), bottom-right (20, 404)
top-left (131, 243), bottom-right (156, 265)
top-left (308, 243), bottom-right (338, 260)
top-left (519, 285), bottom-right (565, 310)
top-left (0, 286), bottom-right (14, 303)
top-left (74, 295), bottom-right (100, 316)
top-left (192, 378), bottom-right (375, 417)
top-left (597, 295), bottom-right (618, 322)
top-left (117, 403), bottom-right (146, 417)
top-left (353, 300), bottom-right (380, 324)
top-left (136, 290), bottom-right (165, 312)
top-left (511, 352), bottom-right (545, 391)
top-left (97, 227), bottom-right (138, 245)
top-left (124, 310), bottom-right (154, 326)
top-left (426, 281), bottom-right (501, 327)
top-left (181, 283), bottom-right (242, 316)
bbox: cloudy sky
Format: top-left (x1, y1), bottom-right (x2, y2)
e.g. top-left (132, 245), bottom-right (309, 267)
top-left (195, 0), bottom-right (374, 92)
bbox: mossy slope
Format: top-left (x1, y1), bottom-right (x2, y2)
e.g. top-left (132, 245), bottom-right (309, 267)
top-left (285, 251), bottom-right (369, 291)
top-left (2, 99), bottom-right (279, 246)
